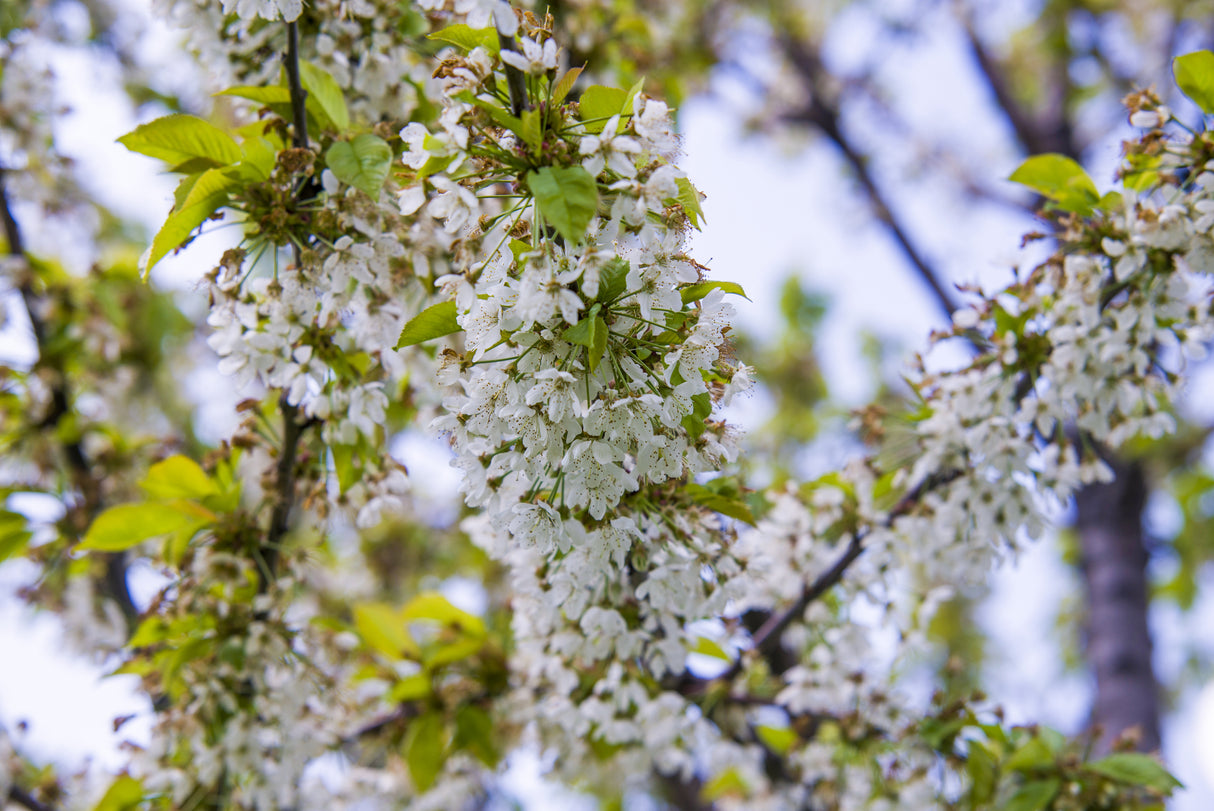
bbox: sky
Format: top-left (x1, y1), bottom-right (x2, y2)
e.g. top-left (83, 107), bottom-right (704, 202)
top-left (3, 0), bottom-right (1214, 808)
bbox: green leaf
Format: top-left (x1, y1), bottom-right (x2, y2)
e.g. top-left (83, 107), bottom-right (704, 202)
top-left (966, 740), bottom-right (998, 804)
top-left (684, 483), bottom-right (756, 525)
top-left (596, 258), bottom-right (630, 304)
top-left (1174, 51), bottom-right (1214, 114)
top-left (403, 711), bottom-right (449, 791)
top-left (299, 61), bottom-right (350, 132)
top-left (454, 704), bottom-right (500, 767)
top-left (1005, 736), bottom-right (1055, 772)
top-left (1008, 154), bottom-right (1100, 215)
top-left (79, 502), bottom-right (214, 552)
top-left (690, 635), bottom-right (732, 661)
top-left (354, 602), bottom-right (419, 660)
top-left (671, 177), bottom-right (706, 229)
top-left (92, 775), bottom-right (143, 811)
top-left (140, 455), bottom-right (219, 501)
top-left (1087, 753), bottom-right (1184, 793)
top-left (216, 86), bottom-right (293, 106)
top-left (0, 510), bottom-right (31, 564)
top-left (755, 724), bottom-right (796, 756)
top-left (387, 672), bottom-right (432, 703)
top-left (527, 165), bottom-right (599, 244)
top-left (680, 392), bottom-right (713, 441)
top-left (579, 85), bottom-right (628, 133)
top-left (681, 280), bottom-right (748, 305)
top-left (551, 66), bottom-right (583, 106)
top-left (701, 766), bottom-right (748, 801)
top-left (519, 108), bottom-right (543, 153)
top-left (145, 166), bottom-right (241, 273)
top-left (240, 135), bottom-right (278, 181)
top-left (402, 591), bottom-right (486, 637)
top-left (428, 24), bottom-right (499, 53)
top-left (325, 133), bottom-right (392, 197)
top-left (561, 304), bottom-right (608, 372)
top-left (397, 300), bottom-right (461, 348)
top-left (117, 114), bottom-right (241, 169)
top-left (1004, 778), bottom-right (1060, 811)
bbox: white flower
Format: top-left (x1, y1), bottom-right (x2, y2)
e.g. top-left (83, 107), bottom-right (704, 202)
top-left (580, 116), bottom-right (641, 178)
top-left (500, 36), bottom-right (558, 76)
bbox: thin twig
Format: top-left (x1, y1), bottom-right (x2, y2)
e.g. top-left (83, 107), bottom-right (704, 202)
top-left (778, 35), bottom-right (959, 318)
top-left (702, 470), bottom-right (962, 689)
top-left (8, 785), bottom-right (57, 811)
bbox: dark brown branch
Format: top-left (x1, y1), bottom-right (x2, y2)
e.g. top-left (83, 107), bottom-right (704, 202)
top-left (1, 167), bottom-right (139, 630)
top-left (8, 785), bottom-right (57, 811)
top-left (283, 21), bottom-right (309, 150)
top-left (497, 33), bottom-right (529, 116)
top-left (778, 35), bottom-right (959, 319)
top-left (707, 471), bottom-right (962, 687)
top-left (257, 21), bottom-right (319, 587)
top-left (958, 11), bottom-right (1077, 158)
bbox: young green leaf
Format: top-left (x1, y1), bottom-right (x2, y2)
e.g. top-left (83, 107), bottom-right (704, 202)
top-left (403, 711), bottom-right (449, 791)
top-left (299, 61), bottom-right (350, 131)
top-left (428, 24), bottom-right (499, 53)
top-left (325, 133), bottom-right (392, 197)
top-left (454, 705), bottom-right (500, 767)
top-left (145, 167), bottom-right (241, 273)
top-left (684, 483), bottom-right (756, 525)
top-left (527, 165), bottom-right (599, 244)
top-left (681, 280), bottom-right (748, 304)
top-left (1008, 153), bottom-right (1100, 215)
top-left (579, 85), bottom-right (628, 133)
top-left (1087, 753), bottom-right (1184, 793)
top-left (117, 114), bottom-right (242, 169)
top-left (397, 300), bottom-right (461, 348)
top-left (0, 510), bottom-right (31, 565)
top-left (754, 725), bottom-right (797, 756)
top-left (92, 775), bottom-right (143, 811)
top-left (140, 455), bottom-right (219, 501)
top-left (1174, 50), bottom-right (1214, 114)
top-left (353, 602), bottom-right (420, 660)
top-left (551, 65), bottom-right (583, 106)
top-left (79, 502), bottom-right (215, 552)
top-left (1003, 779), bottom-right (1061, 811)
top-left (671, 176), bottom-right (706, 229)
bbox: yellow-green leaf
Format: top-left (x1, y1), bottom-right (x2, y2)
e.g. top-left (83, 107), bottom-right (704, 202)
top-left (681, 280), bottom-right (748, 305)
top-left (551, 65), bottom-right (583, 106)
top-left (755, 724), bottom-right (797, 755)
top-left (428, 24), bottom-right (499, 53)
top-left (1174, 51), bottom-right (1214, 114)
top-left (1008, 153), bottom-right (1100, 215)
top-left (402, 591), bottom-right (486, 637)
top-left (0, 509), bottom-right (31, 564)
top-left (117, 114), bottom-right (241, 169)
top-left (354, 602), bottom-right (420, 660)
top-left (92, 775), bottom-right (143, 811)
top-left (299, 61), bottom-right (350, 132)
top-left (145, 167), bottom-right (241, 273)
top-left (140, 455), bottom-right (219, 501)
top-left (397, 300), bottom-right (461, 348)
top-left (403, 711), bottom-right (449, 791)
top-left (79, 502), bottom-right (214, 552)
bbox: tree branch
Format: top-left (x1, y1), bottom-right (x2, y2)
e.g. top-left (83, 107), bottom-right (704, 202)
top-left (258, 20), bottom-right (319, 587)
top-left (7, 785), bottom-right (57, 811)
top-left (1, 166), bottom-right (139, 631)
top-left (702, 471), bottom-right (963, 689)
top-left (777, 35), bottom-right (959, 319)
top-left (497, 33), bottom-right (529, 116)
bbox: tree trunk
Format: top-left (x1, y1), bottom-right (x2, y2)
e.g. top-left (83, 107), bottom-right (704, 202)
top-left (1073, 458), bottom-right (1160, 753)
